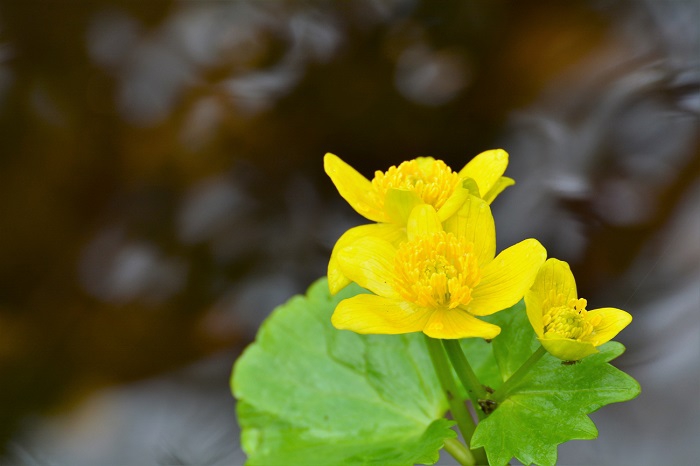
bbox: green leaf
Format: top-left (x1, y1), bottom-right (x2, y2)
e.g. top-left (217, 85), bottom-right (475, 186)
top-left (489, 299), bottom-right (541, 382)
top-left (471, 305), bottom-right (641, 466)
top-left (231, 279), bottom-right (455, 466)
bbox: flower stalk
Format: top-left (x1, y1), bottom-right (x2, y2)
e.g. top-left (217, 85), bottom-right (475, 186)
top-left (492, 345), bottom-right (547, 403)
top-left (424, 336), bottom-right (487, 465)
top-left (443, 438), bottom-right (476, 466)
top-left (442, 339), bottom-right (489, 402)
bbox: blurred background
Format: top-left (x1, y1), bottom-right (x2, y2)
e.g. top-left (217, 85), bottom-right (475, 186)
top-left (0, 0), bottom-right (698, 464)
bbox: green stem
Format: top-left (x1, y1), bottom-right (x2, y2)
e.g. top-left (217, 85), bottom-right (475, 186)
top-left (424, 337), bottom-right (477, 441)
top-left (493, 345), bottom-right (547, 402)
top-left (424, 336), bottom-right (487, 465)
top-left (443, 437), bottom-right (475, 466)
top-left (442, 339), bottom-right (489, 401)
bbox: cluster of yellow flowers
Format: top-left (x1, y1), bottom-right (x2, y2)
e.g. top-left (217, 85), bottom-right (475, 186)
top-left (325, 150), bottom-right (631, 361)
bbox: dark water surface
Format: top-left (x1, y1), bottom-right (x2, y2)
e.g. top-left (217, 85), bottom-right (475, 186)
top-left (0, 0), bottom-right (698, 464)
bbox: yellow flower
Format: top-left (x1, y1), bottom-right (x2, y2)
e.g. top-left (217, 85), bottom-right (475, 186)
top-left (525, 258), bottom-right (633, 361)
top-left (325, 150), bottom-right (515, 294)
top-left (331, 199), bottom-right (546, 339)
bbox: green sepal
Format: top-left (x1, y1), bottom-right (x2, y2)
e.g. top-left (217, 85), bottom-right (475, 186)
top-left (232, 279), bottom-right (456, 466)
top-left (471, 303), bottom-right (641, 466)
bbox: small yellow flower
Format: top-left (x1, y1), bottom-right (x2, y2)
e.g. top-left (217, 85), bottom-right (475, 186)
top-left (325, 150), bottom-right (515, 294)
top-left (331, 199), bottom-right (546, 339)
top-left (525, 258), bottom-right (633, 361)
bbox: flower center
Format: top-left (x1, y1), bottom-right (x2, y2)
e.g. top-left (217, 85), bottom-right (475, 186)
top-left (542, 297), bottom-right (598, 340)
top-left (371, 159), bottom-right (462, 211)
top-left (393, 231), bottom-right (481, 309)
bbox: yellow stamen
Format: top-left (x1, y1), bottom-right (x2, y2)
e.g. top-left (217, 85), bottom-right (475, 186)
top-left (371, 159), bottom-right (462, 210)
top-left (543, 297), bottom-right (594, 340)
top-left (394, 231), bottom-right (481, 309)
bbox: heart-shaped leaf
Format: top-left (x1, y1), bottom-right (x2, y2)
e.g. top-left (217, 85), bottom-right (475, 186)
top-left (232, 279), bottom-right (456, 465)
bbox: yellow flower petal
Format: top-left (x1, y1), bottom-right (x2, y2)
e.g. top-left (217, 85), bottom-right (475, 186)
top-left (384, 188), bottom-right (423, 225)
top-left (524, 290), bottom-right (545, 338)
top-left (531, 258), bottom-right (578, 304)
top-left (526, 259), bottom-right (631, 360)
top-left (458, 149), bottom-right (509, 197)
top-left (324, 153), bottom-right (387, 222)
top-left (337, 237), bottom-right (400, 299)
top-left (442, 195), bottom-right (496, 266)
top-left (540, 337), bottom-right (598, 361)
top-left (331, 294), bottom-right (429, 335)
top-left (328, 256), bottom-right (352, 295)
top-left (423, 308), bottom-right (501, 339)
top-left (467, 239), bottom-right (547, 316)
top-left (436, 186), bottom-right (471, 221)
top-left (328, 223), bottom-right (405, 295)
top-left (584, 307), bottom-right (633, 346)
top-left (482, 176), bottom-right (515, 204)
top-left (407, 204), bottom-right (442, 240)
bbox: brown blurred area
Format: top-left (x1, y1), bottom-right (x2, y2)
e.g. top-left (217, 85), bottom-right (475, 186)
top-left (0, 0), bottom-right (697, 464)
